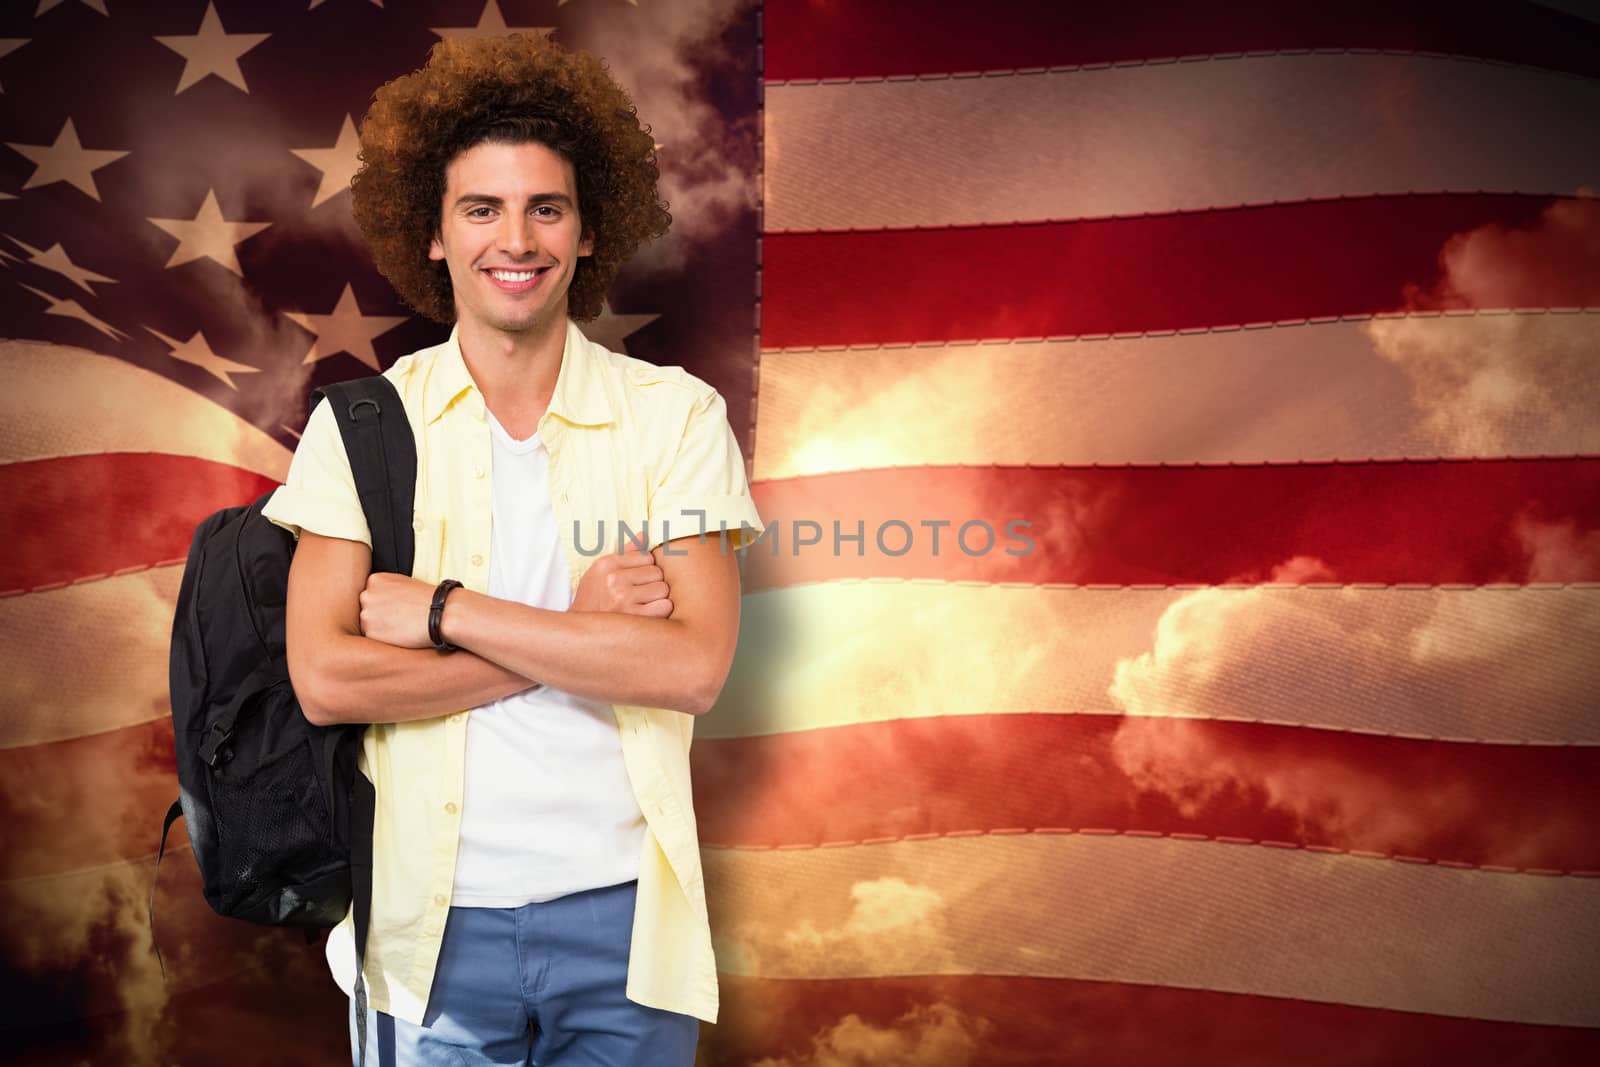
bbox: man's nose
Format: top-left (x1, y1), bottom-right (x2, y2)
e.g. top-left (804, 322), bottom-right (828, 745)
top-left (498, 213), bottom-right (534, 256)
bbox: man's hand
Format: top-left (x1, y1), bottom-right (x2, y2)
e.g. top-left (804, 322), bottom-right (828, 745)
top-left (571, 540), bottom-right (673, 617)
top-left (358, 572), bottom-right (438, 649)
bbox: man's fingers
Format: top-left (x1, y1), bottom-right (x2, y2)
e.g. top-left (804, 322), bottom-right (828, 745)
top-left (631, 581), bottom-right (670, 604)
top-left (635, 597), bottom-right (673, 619)
top-left (611, 542), bottom-right (656, 568)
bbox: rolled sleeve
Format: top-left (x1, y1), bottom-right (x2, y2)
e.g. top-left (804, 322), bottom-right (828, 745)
top-left (261, 397), bottom-right (372, 548)
top-left (646, 386), bottom-right (764, 552)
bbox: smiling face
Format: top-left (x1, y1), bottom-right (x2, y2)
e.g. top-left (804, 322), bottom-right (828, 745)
top-left (427, 139), bottom-right (595, 336)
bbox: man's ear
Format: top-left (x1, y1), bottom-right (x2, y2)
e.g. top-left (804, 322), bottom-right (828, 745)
top-left (579, 228), bottom-right (594, 258)
top-left (428, 231), bottom-right (444, 261)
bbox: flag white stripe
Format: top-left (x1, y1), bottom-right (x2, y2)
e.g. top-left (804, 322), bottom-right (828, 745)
top-left (753, 311), bottom-right (1600, 479)
top-left (704, 833), bottom-right (1600, 1026)
top-left (0, 565), bottom-right (182, 749)
top-left (0, 340), bottom-right (290, 478)
top-left (765, 53), bottom-right (1600, 231)
top-left (712, 583), bottom-right (1600, 744)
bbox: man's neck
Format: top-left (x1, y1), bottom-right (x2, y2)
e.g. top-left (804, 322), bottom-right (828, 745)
top-left (456, 311), bottom-right (568, 433)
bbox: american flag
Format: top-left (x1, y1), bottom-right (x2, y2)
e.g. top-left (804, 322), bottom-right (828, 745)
top-left (4, 0), bottom-right (1599, 1064)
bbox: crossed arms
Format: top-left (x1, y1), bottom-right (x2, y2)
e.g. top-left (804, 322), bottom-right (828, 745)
top-left (287, 530), bottom-right (743, 725)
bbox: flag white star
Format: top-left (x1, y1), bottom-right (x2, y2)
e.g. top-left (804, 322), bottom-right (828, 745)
top-left (286, 284), bottom-right (408, 370)
top-left (0, 39), bottom-right (30, 94)
top-left (18, 282), bottom-right (127, 340)
top-left (6, 118), bottom-right (128, 202)
top-left (146, 326), bottom-right (260, 389)
top-left (290, 114), bottom-right (361, 209)
top-left (432, 0), bottom-right (553, 40)
top-left (35, 0), bottom-right (108, 15)
top-left (153, 2), bottom-right (270, 94)
top-left (579, 301), bottom-right (659, 355)
top-left (147, 189), bottom-right (272, 276)
top-left (8, 236), bottom-right (115, 295)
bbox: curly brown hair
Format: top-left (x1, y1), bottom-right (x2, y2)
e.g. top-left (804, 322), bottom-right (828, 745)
top-left (351, 33), bottom-right (670, 323)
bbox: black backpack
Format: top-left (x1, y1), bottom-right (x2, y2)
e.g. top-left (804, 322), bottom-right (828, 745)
top-left (152, 374), bottom-right (417, 1066)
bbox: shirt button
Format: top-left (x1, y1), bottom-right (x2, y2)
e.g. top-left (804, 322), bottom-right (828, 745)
top-left (412, 517), bottom-right (424, 531)
top-left (473, 465), bottom-right (485, 478)
top-left (444, 802), bottom-right (458, 815)
top-left (470, 553), bottom-right (484, 567)
top-left (433, 894), bottom-right (446, 907)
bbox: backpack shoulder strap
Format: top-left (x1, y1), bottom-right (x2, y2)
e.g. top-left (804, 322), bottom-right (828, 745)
top-left (305, 376), bottom-right (409, 1066)
top-left (312, 376), bottom-right (417, 577)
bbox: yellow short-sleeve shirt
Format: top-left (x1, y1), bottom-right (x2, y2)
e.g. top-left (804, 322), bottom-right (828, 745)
top-left (261, 318), bottom-right (763, 1025)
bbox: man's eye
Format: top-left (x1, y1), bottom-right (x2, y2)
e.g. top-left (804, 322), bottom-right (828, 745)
top-left (467, 207), bottom-right (493, 218)
top-left (533, 205), bottom-right (559, 218)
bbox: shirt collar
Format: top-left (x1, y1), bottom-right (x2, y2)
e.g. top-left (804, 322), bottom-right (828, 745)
top-left (422, 319), bottom-right (613, 428)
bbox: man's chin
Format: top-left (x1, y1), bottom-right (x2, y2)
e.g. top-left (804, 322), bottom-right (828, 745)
top-left (484, 310), bottom-right (551, 335)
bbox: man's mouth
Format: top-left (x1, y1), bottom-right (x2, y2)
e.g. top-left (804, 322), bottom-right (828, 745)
top-left (483, 266), bottom-right (550, 293)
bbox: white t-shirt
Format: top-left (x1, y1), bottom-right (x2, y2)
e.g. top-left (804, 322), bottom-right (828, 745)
top-left (448, 409), bottom-right (646, 907)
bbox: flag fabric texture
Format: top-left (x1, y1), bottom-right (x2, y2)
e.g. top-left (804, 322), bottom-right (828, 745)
top-left (3, 1), bottom-right (1599, 1065)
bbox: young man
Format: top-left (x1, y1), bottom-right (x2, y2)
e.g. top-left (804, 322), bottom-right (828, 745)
top-left (261, 33), bottom-right (761, 1066)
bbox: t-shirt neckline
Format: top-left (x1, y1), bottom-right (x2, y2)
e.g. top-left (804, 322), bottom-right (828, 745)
top-left (485, 407), bottom-right (543, 454)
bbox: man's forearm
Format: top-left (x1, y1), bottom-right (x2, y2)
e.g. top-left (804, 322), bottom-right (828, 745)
top-left (298, 631), bottom-right (537, 725)
top-left (440, 589), bottom-right (724, 715)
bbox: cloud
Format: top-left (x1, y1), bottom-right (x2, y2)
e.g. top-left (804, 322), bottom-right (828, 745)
top-left (2, 864), bottom-right (172, 1065)
top-left (1109, 555), bottom-right (1598, 740)
top-left (566, 0), bottom-right (759, 271)
top-left (1364, 192), bottom-right (1600, 456)
top-left (1104, 556), bottom-right (1600, 858)
top-left (2, 860), bottom-right (339, 1065)
top-left (1511, 512), bottom-right (1600, 583)
top-left (170, 264), bottom-right (322, 435)
top-left (716, 876), bottom-right (956, 976)
top-left (749, 1001), bottom-right (990, 1067)
top-left (1363, 310), bottom-right (1600, 456)
top-left (1404, 193), bottom-right (1600, 311)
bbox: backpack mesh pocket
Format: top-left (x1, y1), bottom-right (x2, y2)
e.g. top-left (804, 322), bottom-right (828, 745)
top-left (207, 737), bottom-right (332, 916)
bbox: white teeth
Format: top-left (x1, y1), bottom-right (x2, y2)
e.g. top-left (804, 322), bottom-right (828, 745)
top-left (488, 269), bottom-right (539, 281)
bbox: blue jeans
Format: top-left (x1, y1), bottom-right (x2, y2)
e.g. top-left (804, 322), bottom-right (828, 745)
top-left (347, 879), bottom-right (698, 1066)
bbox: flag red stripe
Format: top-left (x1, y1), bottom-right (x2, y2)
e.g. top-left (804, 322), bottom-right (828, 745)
top-left (21, 712), bottom-right (1600, 879)
top-left (712, 975), bottom-right (1600, 1066)
top-left (0, 718), bottom-right (177, 879)
top-left (760, 194), bottom-right (1597, 348)
top-left (16, 451), bottom-right (1595, 592)
top-left (764, 0), bottom-right (1600, 81)
top-left (692, 714), bottom-right (1600, 871)
top-left (0, 454), bottom-right (277, 594)
top-left (743, 458), bottom-right (1600, 589)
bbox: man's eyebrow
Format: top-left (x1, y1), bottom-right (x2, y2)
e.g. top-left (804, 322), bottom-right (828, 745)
top-left (452, 192), bottom-right (576, 210)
